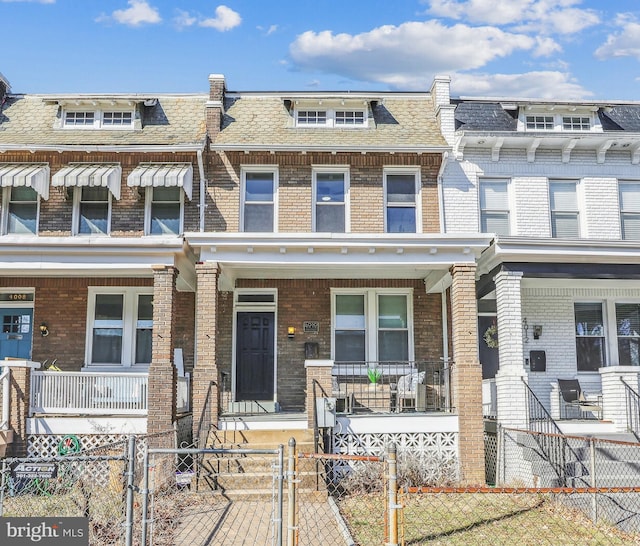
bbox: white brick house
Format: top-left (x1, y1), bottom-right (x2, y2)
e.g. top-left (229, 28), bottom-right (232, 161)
top-left (440, 96), bottom-right (640, 435)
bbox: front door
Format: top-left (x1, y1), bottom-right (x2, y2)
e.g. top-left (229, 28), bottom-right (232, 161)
top-left (235, 311), bottom-right (275, 401)
top-left (0, 308), bottom-right (33, 360)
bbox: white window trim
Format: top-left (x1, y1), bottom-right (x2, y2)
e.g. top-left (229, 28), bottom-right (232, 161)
top-left (383, 167), bottom-right (422, 234)
top-left (1, 186), bottom-right (40, 236)
top-left (85, 287), bottom-right (153, 370)
top-left (548, 178), bottom-right (582, 239)
top-left (143, 187), bottom-right (184, 236)
top-left (72, 186), bottom-right (112, 236)
top-left (618, 180), bottom-right (640, 241)
top-left (295, 108), bottom-right (368, 129)
top-left (330, 288), bottom-right (414, 362)
top-left (240, 165), bottom-right (279, 233)
top-left (312, 165), bottom-right (350, 233)
top-left (477, 178), bottom-right (512, 235)
top-left (518, 109), bottom-right (602, 133)
top-left (62, 107), bottom-right (134, 130)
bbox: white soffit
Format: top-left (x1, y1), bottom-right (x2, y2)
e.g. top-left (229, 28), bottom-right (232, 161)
top-left (52, 163), bottom-right (121, 200)
top-left (127, 163), bottom-right (193, 200)
top-left (0, 163), bottom-right (50, 200)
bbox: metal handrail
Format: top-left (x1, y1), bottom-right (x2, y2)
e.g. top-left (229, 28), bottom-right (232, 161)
top-left (621, 377), bottom-right (640, 441)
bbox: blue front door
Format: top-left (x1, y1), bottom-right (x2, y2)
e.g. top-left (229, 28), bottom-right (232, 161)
top-left (0, 308), bottom-right (33, 360)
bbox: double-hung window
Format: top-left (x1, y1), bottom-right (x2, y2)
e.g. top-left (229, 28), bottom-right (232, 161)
top-left (549, 180), bottom-right (580, 238)
top-left (87, 288), bottom-right (153, 368)
top-left (76, 186), bottom-right (110, 235)
top-left (574, 302), bottom-right (606, 372)
top-left (615, 303), bottom-right (640, 366)
top-left (146, 187), bottom-right (182, 235)
top-left (313, 168), bottom-right (348, 232)
top-left (619, 181), bottom-right (640, 240)
top-left (4, 186), bottom-right (38, 234)
top-left (384, 169), bottom-right (420, 233)
top-left (479, 179), bottom-right (510, 235)
top-left (242, 168), bottom-right (277, 232)
top-left (333, 290), bottom-right (412, 362)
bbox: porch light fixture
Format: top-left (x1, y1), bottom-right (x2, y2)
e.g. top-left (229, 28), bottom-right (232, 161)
top-left (40, 323), bottom-right (49, 337)
top-left (287, 326), bottom-right (296, 339)
top-left (533, 325), bottom-right (543, 340)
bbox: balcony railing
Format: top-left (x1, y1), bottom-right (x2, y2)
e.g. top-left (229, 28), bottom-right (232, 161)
top-left (30, 371), bottom-right (148, 415)
top-left (332, 360), bottom-right (452, 414)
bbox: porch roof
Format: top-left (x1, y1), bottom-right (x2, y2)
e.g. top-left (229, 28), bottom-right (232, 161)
top-left (185, 232), bottom-right (491, 291)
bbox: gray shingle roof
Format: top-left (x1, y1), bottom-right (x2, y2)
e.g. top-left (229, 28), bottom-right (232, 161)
top-left (454, 101), bottom-right (517, 131)
top-left (0, 94), bottom-right (207, 147)
top-left (599, 105), bottom-right (640, 132)
top-left (213, 94), bottom-right (448, 149)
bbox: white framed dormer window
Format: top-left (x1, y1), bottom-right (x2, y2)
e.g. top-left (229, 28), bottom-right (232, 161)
top-left (241, 167), bottom-right (278, 232)
top-left (384, 168), bottom-right (421, 233)
top-left (619, 181), bottom-right (640, 241)
top-left (63, 108), bottom-right (134, 130)
top-left (549, 180), bottom-right (580, 238)
top-left (73, 186), bottom-right (111, 235)
top-left (295, 108), bottom-right (367, 128)
top-left (313, 167), bottom-right (349, 233)
top-left (86, 287), bottom-right (153, 369)
top-left (2, 186), bottom-right (39, 235)
top-left (479, 179), bottom-right (510, 235)
top-left (521, 109), bottom-right (599, 132)
top-left (332, 289), bottom-right (413, 362)
top-left (145, 187), bottom-right (183, 235)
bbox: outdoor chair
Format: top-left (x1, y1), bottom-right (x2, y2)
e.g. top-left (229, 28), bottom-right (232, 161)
top-left (557, 379), bottom-right (602, 420)
top-left (396, 371), bottom-right (426, 412)
top-left (332, 376), bottom-right (353, 413)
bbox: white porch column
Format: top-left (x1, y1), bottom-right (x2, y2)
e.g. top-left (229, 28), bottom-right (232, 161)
top-left (494, 270), bottom-right (529, 429)
top-left (600, 366), bottom-right (640, 433)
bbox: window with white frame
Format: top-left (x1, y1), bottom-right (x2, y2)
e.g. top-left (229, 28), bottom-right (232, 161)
top-left (526, 115), bottom-right (554, 130)
top-left (549, 180), bottom-right (580, 238)
top-left (313, 169), bottom-right (348, 232)
top-left (74, 186), bottom-right (111, 235)
top-left (333, 290), bottom-right (412, 362)
top-left (242, 168), bottom-right (277, 232)
top-left (615, 303), bottom-right (640, 366)
top-left (523, 112), bottom-right (593, 132)
top-left (87, 289), bottom-right (153, 367)
top-left (295, 108), bottom-right (367, 128)
top-left (619, 181), bottom-right (640, 240)
top-left (574, 302), bottom-right (606, 372)
top-left (479, 179), bottom-right (510, 235)
top-left (384, 170), bottom-right (420, 233)
top-left (3, 186), bottom-right (38, 234)
top-left (563, 116), bottom-right (590, 131)
top-left (146, 187), bottom-right (183, 235)
top-left (63, 109), bottom-right (133, 129)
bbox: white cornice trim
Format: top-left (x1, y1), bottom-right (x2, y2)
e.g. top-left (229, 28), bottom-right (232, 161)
top-left (211, 144), bottom-right (450, 154)
top-left (0, 143), bottom-right (206, 153)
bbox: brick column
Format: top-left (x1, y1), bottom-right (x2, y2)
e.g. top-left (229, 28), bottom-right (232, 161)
top-left (148, 265), bottom-right (178, 446)
top-left (304, 360), bottom-right (334, 429)
top-left (4, 360), bottom-right (40, 457)
top-left (494, 270), bottom-right (529, 430)
top-left (193, 263), bottom-right (219, 446)
top-left (450, 263), bottom-right (485, 484)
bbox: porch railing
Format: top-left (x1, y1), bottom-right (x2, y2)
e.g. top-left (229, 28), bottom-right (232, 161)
top-left (332, 360), bottom-right (452, 414)
top-left (30, 371), bottom-right (148, 415)
top-left (621, 377), bottom-right (640, 440)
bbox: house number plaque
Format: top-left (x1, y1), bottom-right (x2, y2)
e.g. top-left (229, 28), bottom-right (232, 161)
top-left (303, 321), bottom-right (319, 333)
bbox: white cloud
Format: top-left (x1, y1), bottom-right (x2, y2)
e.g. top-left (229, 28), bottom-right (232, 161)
top-left (174, 9), bottom-right (197, 30)
top-left (199, 5), bottom-right (241, 31)
top-left (257, 24), bottom-right (278, 36)
top-left (533, 35), bottom-right (561, 57)
top-left (96, 0), bottom-right (161, 27)
top-left (595, 15), bottom-right (640, 60)
top-left (289, 21), bottom-right (535, 89)
top-left (452, 71), bottom-right (592, 99)
top-left (425, 0), bottom-right (599, 35)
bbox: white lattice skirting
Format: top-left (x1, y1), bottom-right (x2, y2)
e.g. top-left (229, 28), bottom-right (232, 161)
top-left (332, 431), bottom-right (458, 460)
top-left (28, 434), bottom-right (129, 458)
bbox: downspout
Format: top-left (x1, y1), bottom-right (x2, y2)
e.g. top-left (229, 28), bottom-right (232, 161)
top-left (197, 148), bottom-right (206, 232)
top-left (437, 151), bottom-right (449, 233)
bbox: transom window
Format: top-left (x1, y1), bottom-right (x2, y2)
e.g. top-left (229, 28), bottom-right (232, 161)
top-left (63, 109), bottom-right (134, 129)
top-left (146, 187), bottom-right (183, 235)
top-left (313, 169), bottom-right (348, 233)
top-left (75, 186), bottom-right (111, 235)
top-left (87, 288), bottom-right (153, 368)
top-left (384, 169), bottom-right (420, 233)
top-left (242, 168), bottom-right (277, 232)
top-left (333, 290), bottom-right (412, 362)
top-left (549, 180), bottom-right (580, 238)
top-left (619, 181), bottom-right (640, 241)
top-left (3, 186), bottom-right (38, 235)
top-left (479, 179), bottom-right (510, 235)
top-left (295, 108), bottom-right (367, 128)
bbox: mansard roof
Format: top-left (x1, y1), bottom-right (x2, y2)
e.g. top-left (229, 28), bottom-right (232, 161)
top-left (0, 93), bottom-right (208, 150)
top-left (211, 92), bottom-right (448, 152)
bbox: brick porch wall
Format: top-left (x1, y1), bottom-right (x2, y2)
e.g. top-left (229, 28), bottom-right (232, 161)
top-left (450, 263), bottom-right (485, 484)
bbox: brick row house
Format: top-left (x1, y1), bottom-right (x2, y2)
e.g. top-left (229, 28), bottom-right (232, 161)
top-left (441, 96), bottom-right (640, 441)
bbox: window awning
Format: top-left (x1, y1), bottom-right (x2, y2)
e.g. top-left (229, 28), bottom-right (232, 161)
top-left (52, 163), bottom-right (121, 200)
top-left (127, 163), bottom-right (193, 200)
top-left (0, 163), bottom-right (50, 200)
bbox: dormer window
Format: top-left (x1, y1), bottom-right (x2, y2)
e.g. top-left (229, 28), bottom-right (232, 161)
top-left (525, 115), bottom-right (553, 130)
top-left (562, 116), bottom-right (590, 131)
top-left (522, 110), bottom-right (597, 132)
top-left (65, 111), bottom-right (95, 126)
top-left (295, 107), bottom-right (367, 128)
top-left (62, 108), bottom-right (134, 129)
top-left (103, 111), bottom-right (133, 126)
top-left (298, 110), bottom-right (327, 126)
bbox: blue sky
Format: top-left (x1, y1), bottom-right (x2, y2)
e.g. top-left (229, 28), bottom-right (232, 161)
top-left (2, 0), bottom-right (640, 100)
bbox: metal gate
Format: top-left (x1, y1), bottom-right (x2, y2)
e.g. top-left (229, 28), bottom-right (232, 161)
top-left (142, 446), bottom-right (284, 546)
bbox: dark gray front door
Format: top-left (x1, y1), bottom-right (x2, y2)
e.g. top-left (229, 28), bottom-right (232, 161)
top-left (236, 312), bottom-right (275, 401)
top-left (0, 308), bottom-right (33, 360)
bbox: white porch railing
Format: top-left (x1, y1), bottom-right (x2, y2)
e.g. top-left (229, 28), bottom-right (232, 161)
top-left (30, 371), bottom-right (148, 415)
top-left (177, 375), bottom-right (190, 413)
top-left (0, 367), bottom-right (10, 429)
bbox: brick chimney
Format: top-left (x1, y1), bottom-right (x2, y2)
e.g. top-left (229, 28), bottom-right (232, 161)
top-left (430, 75), bottom-right (455, 146)
top-left (206, 73), bottom-right (225, 140)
